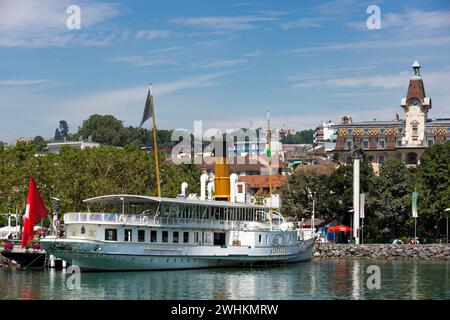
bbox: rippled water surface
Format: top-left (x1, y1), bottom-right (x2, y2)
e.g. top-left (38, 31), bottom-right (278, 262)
top-left (1, 259), bottom-right (449, 300)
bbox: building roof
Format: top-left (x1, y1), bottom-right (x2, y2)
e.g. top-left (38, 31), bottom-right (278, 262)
top-left (332, 120), bottom-right (405, 127)
top-left (406, 78), bottom-right (426, 101)
top-left (238, 175), bottom-right (287, 190)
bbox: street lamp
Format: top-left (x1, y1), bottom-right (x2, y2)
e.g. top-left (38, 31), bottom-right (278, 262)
top-left (445, 208), bottom-right (450, 245)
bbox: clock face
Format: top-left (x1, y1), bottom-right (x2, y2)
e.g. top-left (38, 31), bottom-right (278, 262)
top-left (409, 98), bottom-right (420, 107)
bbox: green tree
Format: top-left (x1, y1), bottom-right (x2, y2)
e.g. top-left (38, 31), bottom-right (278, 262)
top-left (59, 120), bottom-right (69, 138)
top-left (280, 166), bottom-right (330, 219)
top-left (78, 114), bottom-right (125, 146)
top-left (281, 129), bottom-right (314, 144)
top-left (416, 141), bottom-right (450, 241)
top-left (32, 136), bottom-right (47, 152)
top-left (0, 144), bottom-right (201, 220)
top-left (54, 128), bottom-right (62, 141)
top-left (365, 159), bottom-right (414, 242)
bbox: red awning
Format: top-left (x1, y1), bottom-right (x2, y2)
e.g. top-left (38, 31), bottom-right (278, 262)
top-left (328, 225), bottom-right (351, 232)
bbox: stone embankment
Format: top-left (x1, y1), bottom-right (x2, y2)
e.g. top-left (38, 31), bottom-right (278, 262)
top-left (313, 243), bottom-right (450, 260)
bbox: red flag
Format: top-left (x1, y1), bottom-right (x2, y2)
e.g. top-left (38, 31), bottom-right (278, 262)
top-left (20, 176), bottom-right (48, 248)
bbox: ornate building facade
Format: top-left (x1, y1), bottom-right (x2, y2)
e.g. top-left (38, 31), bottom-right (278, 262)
top-left (333, 61), bottom-right (450, 172)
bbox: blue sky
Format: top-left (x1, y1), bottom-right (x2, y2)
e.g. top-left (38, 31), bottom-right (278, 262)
top-left (1, 0), bottom-right (450, 142)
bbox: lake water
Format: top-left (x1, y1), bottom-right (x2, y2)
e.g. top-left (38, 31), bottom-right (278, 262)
top-left (1, 259), bottom-right (449, 300)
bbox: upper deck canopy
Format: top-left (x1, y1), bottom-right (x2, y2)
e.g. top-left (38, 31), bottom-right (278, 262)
top-left (83, 194), bottom-right (268, 210)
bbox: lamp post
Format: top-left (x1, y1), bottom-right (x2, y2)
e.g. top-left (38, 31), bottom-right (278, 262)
top-left (445, 208), bottom-right (450, 245)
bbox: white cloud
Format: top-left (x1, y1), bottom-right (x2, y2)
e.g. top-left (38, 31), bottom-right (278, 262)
top-left (109, 56), bottom-right (176, 67)
top-left (135, 30), bottom-right (175, 40)
top-left (0, 79), bottom-right (50, 86)
top-left (0, 0), bottom-right (120, 47)
top-left (38, 73), bottom-right (228, 127)
top-left (169, 15), bottom-right (278, 31)
top-left (287, 36), bottom-right (450, 54)
top-left (147, 46), bottom-right (182, 54)
top-left (290, 70), bottom-right (450, 91)
top-left (201, 59), bottom-right (247, 68)
top-left (281, 17), bottom-right (325, 29)
top-left (383, 10), bottom-right (450, 30)
top-left (243, 50), bottom-right (262, 57)
top-left (347, 9), bottom-right (450, 31)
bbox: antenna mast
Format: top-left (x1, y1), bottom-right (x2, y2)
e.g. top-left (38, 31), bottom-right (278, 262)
top-left (267, 111), bottom-right (273, 229)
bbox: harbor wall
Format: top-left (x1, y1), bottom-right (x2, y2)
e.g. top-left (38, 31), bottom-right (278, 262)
top-left (313, 243), bottom-right (450, 260)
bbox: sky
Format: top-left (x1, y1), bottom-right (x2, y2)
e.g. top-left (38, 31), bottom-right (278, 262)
top-left (1, 0), bottom-right (450, 143)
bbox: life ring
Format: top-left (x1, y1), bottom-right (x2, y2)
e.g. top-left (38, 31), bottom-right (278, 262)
top-left (140, 215), bottom-right (149, 224)
top-left (249, 196), bottom-right (256, 204)
top-left (263, 198), bottom-right (269, 205)
top-left (119, 214), bottom-right (127, 223)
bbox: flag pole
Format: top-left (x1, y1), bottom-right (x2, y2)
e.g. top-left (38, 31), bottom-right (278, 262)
top-left (149, 85), bottom-right (162, 197)
top-left (267, 111), bottom-right (273, 229)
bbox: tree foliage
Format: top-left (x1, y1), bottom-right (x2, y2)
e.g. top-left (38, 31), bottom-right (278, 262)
top-left (281, 145), bottom-right (449, 243)
top-left (59, 120), bottom-right (69, 138)
top-left (416, 141), bottom-right (450, 239)
top-left (77, 114), bottom-right (175, 149)
top-left (0, 144), bottom-right (201, 223)
top-left (281, 129), bottom-right (314, 144)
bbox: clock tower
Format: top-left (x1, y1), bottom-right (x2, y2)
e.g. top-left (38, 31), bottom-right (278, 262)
top-left (401, 60), bottom-right (432, 146)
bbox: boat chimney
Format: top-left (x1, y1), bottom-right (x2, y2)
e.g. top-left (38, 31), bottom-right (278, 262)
top-left (199, 173), bottom-right (208, 200)
top-left (213, 137), bottom-right (230, 201)
top-left (180, 182), bottom-right (188, 197)
top-left (229, 173), bottom-right (238, 203)
top-left (207, 181), bottom-right (215, 200)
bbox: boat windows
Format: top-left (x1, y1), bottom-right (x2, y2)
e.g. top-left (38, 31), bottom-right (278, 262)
top-left (150, 230), bottom-right (157, 243)
top-left (173, 231), bottom-right (179, 243)
top-left (213, 232), bottom-right (226, 246)
top-left (138, 230), bottom-right (145, 242)
top-left (194, 232), bottom-right (199, 243)
top-left (258, 234), bottom-right (262, 244)
top-left (162, 231), bottom-right (169, 243)
top-left (183, 231), bottom-right (189, 243)
top-left (124, 229), bottom-right (132, 242)
top-left (81, 226), bottom-right (86, 234)
top-left (105, 229), bottom-right (117, 241)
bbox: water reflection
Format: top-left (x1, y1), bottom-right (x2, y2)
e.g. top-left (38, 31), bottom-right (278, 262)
top-left (1, 259), bottom-right (449, 300)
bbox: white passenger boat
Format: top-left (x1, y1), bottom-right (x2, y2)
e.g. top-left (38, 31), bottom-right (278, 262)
top-left (40, 194), bottom-right (314, 271)
top-left (40, 85), bottom-right (313, 271)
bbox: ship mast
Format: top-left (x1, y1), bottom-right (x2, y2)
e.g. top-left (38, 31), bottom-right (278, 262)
top-left (267, 111), bottom-right (273, 229)
top-left (150, 85), bottom-right (161, 197)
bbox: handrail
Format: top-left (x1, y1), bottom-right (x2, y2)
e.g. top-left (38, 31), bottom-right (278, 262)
top-left (62, 212), bottom-right (286, 231)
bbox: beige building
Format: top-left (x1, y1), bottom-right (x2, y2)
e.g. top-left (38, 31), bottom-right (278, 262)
top-left (333, 61), bottom-right (450, 172)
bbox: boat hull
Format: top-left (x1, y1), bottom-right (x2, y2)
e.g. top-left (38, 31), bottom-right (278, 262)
top-left (0, 249), bottom-right (47, 268)
top-left (41, 238), bottom-right (314, 271)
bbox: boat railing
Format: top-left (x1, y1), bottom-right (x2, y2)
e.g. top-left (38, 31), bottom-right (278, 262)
top-left (63, 212), bottom-right (280, 231)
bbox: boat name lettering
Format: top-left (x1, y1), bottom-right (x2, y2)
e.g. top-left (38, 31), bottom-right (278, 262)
top-left (269, 247), bottom-right (288, 255)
